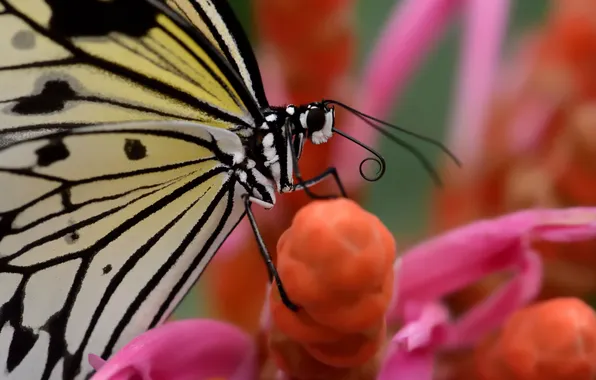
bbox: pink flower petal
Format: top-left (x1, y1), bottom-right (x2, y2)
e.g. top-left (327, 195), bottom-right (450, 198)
top-left (394, 302), bottom-right (450, 351)
top-left (380, 303), bottom-right (448, 380)
top-left (392, 208), bottom-right (596, 308)
top-left (333, 0), bottom-right (462, 188)
top-left (89, 354), bottom-right (106, 371)
top-left (90, 319), bottom-right (258, 380)
top-left (497, 34), bottom-right (561, 154)
top-left (379, 303), bottom-right (448, 380)
top-left (388, 208), bottom-right (596, 341)
top-left (442, 244), bottom-right (541, 348)
top-left (377, 348), bottom-right (435, 380)
top-left (447, 0), bottom-right (510, 165)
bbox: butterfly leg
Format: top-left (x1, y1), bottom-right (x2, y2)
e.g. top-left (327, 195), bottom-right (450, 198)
top-left (292, 167), bottom-right (347, 198)
top-left (286, 127), bottom-right (346, 199)
top-left (242, 195), bottom-right (299, 311)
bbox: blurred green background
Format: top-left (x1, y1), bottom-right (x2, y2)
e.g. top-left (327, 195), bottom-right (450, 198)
top-left (174, 0), bottom-right (549, 318)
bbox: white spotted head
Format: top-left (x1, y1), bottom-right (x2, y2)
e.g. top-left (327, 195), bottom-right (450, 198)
top-left (299, 103), bottom-right (335, 145)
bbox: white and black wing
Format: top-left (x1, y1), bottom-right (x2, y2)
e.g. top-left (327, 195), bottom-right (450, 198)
top-left (166, 0), bottom-right (270, 109)
top-left (0, 0), bottom-right (265, 379)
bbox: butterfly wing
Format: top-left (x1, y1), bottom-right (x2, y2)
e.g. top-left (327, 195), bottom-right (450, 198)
top-left (0, 0), bottom-right (261, 379)
top-left (1, 0), bottom-right (262, 132)
top-left (167, 0), bottom-right (269, 109)
top-left (0, 121), bottom-right (248, 380)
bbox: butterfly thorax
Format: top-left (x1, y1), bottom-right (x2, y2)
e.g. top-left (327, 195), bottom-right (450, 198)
top-left (239, 102), bottom-right (335, 207)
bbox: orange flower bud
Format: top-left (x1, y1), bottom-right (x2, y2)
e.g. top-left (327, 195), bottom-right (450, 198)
top-left (269, 199), bottom-right (395, 377)
top-left (477, 298), bottom-right (596, 380)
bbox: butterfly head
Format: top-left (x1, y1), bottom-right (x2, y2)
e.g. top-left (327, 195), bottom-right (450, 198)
top-left (298, 102), bottom-right (335, 145)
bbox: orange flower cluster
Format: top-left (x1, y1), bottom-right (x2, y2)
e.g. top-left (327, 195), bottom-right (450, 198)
top-left (268, 199), bottom-right (395, 379)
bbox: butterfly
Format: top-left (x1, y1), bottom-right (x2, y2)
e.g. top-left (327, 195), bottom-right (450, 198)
top-left (0, 1), bottom-right (458, 379)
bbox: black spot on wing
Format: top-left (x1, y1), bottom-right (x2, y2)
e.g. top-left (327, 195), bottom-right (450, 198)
top-left (11, 30), bottom-right (36, 50)
top-left (45, 0), bottom-right (160, 38)
top-left (12, 80), bottom-right (76, 115)
top-left (124, 139), bottom-right (147, 161)
top-left (65, 230), bottom-right (80, 245)
top-left (102, 264), bottom-right (112, 275)
top-left (35, 138), bottom-right (69, 167)
top-left (65, 219), bottom-right (79, 245)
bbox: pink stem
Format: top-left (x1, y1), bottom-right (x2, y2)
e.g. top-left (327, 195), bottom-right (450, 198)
top-left (446, 0), bottom-right (510, 166)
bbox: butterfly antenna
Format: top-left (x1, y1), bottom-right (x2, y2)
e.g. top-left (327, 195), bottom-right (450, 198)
top-left (338, 114), bottom-right (443, 185)
top-left (324, 99), bottom-right (462, 167)
top-left (332, 128), bottom-right (386, 182)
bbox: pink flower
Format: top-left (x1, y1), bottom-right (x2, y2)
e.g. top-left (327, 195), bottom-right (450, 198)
top-left (90, 207), bottom-right (596, 379)
top-left (89, 320), bottom-right (258, 380)
top-left (379, 207), bottom-right (596, 379)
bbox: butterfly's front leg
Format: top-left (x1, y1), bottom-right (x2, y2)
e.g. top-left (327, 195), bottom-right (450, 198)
top-left (283, 125), bottom-right (347, 199)
top-left (241, 194), bottom-right (299, 312)
top-left (291, 167), bottom-right (347, 198)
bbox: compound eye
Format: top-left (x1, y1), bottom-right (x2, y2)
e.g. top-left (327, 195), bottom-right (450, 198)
top-left (305, 107), bottom-right (326, 132)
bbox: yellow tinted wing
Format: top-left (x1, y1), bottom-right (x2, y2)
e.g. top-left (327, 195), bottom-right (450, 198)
top-left (0, 121), bottom-right (247, 380)
top-left (1, 0), bottom-right (262, 134)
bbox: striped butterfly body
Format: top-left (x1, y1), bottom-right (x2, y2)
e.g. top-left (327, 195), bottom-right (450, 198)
top-left (0, 0), bottom-right (341, 379)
